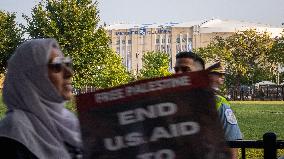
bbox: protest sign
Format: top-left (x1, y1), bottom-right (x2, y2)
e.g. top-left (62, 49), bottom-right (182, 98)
top-left (76, 71), bottom-right (231, 159)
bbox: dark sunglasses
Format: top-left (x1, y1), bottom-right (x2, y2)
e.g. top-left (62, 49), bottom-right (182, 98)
top-left (216, 74), bottom-right (225, 78)
top-left (48, 56), bottom-right (73, 73)
top-left (174, 66), bottom-right (191, 73)
top-left (209, 72), bottom-right (225, 77)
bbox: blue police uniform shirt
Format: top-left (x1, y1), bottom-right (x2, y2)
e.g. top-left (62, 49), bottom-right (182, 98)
top-left (217, 100), bottom-right (243, 141)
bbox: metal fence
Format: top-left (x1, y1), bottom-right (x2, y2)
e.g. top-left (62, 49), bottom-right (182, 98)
top-left (228, 85), bottom-right (284, 101)
top-left (75, 85), bottom-right (284, 101)
top-left (228, 132), bottom-right (284, 159)
top-left (73, 86), bottom-right (96, 95)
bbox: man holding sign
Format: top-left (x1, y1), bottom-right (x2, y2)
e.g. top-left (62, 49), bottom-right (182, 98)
top-left (174, 51), bottom-right (242, 159)
top-left (76, 66), bottom-right (232, 158)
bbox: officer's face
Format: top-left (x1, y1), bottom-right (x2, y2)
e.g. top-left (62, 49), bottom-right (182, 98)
top-left (174, 58), bottom-right (204, 73)
top-left (209, 73), bottom-right (225, 85)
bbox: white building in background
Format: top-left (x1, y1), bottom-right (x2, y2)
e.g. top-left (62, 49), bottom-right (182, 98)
top-left (105, 18), bottom-right (284, 74)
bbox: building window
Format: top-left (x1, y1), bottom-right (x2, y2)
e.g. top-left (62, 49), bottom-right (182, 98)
top-left (126, 51), bottom-right (131, 71)
top-left (155, 45), bottom-right (160, 51)
top-left (156, 35), bottom-right (160, 44)
top-left (128, 40), bottom-right (132, 44)
top-left (156, 38), bottom-right (160, 44)
top-left (167, 45), bottom-right (171, 53)
top-left (182, 45), bottom-right (186, 51)
top-left (161, 45), bottom-right (165, 52)
top-left (127, 46), bottom-right (131, 53)
top-left (176, 38), bottom-right (180, 43)
top-left (116, 47), bottom-right (120, 53)
top-left (122, 40), bottom-right (125, 44)
top-left (176, 45), bottom-right (181, 52)
top-left (162, 39), bottom-right (166, 43)
top-left (116, 40), bottom-right (120, 45)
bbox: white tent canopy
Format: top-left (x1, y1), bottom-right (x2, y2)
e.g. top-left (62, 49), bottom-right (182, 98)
top-left (254, 81), bottom-right (276, 87)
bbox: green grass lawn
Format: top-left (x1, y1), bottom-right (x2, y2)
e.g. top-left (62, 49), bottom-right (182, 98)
top-left (0, 98), bottom-right (283, 158)
top-left (0, 95), bottom-right (5, 120)
top-left (231, 101), bottom-right (284, 140)
top-left (230, 101), bottom-right (284, 158)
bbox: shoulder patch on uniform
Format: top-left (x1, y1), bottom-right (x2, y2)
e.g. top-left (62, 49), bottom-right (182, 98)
top-left (225, 109), bottom-right (237, 125)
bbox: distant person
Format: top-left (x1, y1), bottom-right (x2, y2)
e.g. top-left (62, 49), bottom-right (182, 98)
top-left (174, 51), bottom-right (242, 159)
top-left (0, 39), bottom-right (82, 159)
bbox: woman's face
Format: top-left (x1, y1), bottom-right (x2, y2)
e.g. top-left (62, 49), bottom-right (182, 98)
top-left (48, 48), bottom-right (74, 100)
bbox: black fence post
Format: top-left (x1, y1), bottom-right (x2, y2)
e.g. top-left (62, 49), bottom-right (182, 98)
top-left (263, 132), bottom-right (277, 159)
top-left (282, 86), bottom-right (284, 101)
top-left (266, 86), bottom-right (269, 100)
top-left (276, 87), bottom-right (279, 100)
top-left (241, 147), bottom-right (246, 159)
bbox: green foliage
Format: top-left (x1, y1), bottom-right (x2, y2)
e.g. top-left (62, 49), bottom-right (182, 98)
top-left (0, 94), bottom-right (6, 119)
top-left (23, 0), bottom-right (131, 88)
top-left (197, 29), bottom-right (275, 86)
top-left (139, 51), bottom-right (171, 79)
top-left (0, 11), bottom-right (23, 73)
top-left (270, 31), bottom-right (284, 64)
top-left (226, 67), bottom-right (273, 86)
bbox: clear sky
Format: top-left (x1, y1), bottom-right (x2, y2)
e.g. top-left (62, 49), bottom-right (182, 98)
top-left (0, 0), bottom-right (283, 26)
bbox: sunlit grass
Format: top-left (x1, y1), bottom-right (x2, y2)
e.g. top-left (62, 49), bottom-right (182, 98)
top-left (231, 101), bottom-right (284, 105)
top-left (230, 101), bottom-right (284, 158)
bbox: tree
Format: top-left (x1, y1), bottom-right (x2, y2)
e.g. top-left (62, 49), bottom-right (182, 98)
top-left (0, 10), bottom-right (23, 73)
top-left (23, 0), bottom-right (131, 88)
top-left (269, 31), bottom-right (284, 83)
top-left (139, 51), bottom-right (171, 79)
top-left (270, 31), bottom-right (284, 65)
top-left (196, 29), bottom-right (275, 86)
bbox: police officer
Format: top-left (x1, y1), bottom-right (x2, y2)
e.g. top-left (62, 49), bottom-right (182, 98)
top-left (208, 64), bottom-right (243, 159)
top-left (174, 51), bottom-right (242, 159)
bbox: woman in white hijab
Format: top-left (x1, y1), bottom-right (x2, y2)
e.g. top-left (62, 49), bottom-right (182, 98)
top-left (0, 38), bottom-right (82, 159)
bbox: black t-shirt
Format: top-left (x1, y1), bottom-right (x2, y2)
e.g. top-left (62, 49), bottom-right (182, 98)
top-left (0, 137), bottom-right (38, 159)
top-left (0, 137), bottom-right (83, 159)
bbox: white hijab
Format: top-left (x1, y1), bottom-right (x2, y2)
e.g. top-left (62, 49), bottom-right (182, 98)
top-left (0, 38), bottom-right (82, 159)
